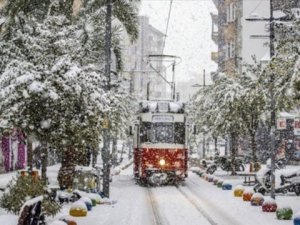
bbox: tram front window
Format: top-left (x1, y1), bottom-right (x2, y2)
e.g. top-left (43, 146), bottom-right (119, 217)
top-left (140, 122), bottom-right (184, 144)
top-left (152, 123), bottom-right (174, 143)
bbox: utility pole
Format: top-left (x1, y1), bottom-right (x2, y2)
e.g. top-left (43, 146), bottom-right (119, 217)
top-left (102, 0), bottom-right (112, 198)
top-left (191, 69), bottom-right (207, 158)
top-left (202, 69), bottom-right (206, 159)
top-left (269, 0), bottom-right (276, 200)
top-left (244, 0), bottom-right (276, 198)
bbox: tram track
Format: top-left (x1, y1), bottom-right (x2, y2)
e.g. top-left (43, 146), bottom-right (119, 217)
top-left (147, 187), bottom-right (169, 225)
top-left (147, 184), bottom-right (218, 225)
top-left (175, 185), bottom-right (219, 225)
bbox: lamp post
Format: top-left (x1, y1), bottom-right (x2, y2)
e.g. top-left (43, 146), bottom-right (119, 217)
top-left (269, 0), bottom-right (276, 200)
top-left (102, 0), bottom-right (112, 198)
top-left (245, 0), bottom-right (276, 199)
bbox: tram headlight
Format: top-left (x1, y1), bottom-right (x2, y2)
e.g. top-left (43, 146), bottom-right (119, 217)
top-left (159, 159), bottom-right (166, 166)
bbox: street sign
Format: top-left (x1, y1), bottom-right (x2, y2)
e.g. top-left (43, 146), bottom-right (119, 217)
top-left (277, 118), bottom-right (287, 130)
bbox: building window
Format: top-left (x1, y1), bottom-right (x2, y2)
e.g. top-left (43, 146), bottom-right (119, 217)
top-left (226, 3), bottom-right (236, 23)
top-left (230, 40), bottom-right (235, 58)
top-left (226, 6), bottom-right (230, 23)
top-left (225, 41), bottom-right (235, 59)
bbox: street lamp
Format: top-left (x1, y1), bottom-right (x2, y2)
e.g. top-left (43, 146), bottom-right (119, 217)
top-left (102, 0), bottom-right (112, 198)
top-left (192, 69), bottom-right (207, 159)
top-left (269, 0), bottom-right (277, 200)
top-left (246, 0), bottom-right (276, 199)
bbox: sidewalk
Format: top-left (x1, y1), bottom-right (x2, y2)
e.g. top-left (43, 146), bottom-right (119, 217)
top-left (191, 164), bottom-right (300, 224)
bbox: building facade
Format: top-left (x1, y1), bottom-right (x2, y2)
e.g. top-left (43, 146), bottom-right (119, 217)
top-left (122, 16), bottom-right (167, 100)
top-left (211, 0), bottom-right (271, 77)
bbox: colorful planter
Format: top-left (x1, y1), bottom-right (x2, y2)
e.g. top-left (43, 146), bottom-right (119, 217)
top-left (243, 189), bottom-right (254, 201)
top-left (262, 198), bottom-right (277, 212)
top-left (60, 218), bottom-right (77, 225)
top-left (208, 175), bottom-right (214, 182)
top-left (204, 175), bottom-right (209, 181)
top-left (250, 193), bottom-right (264, 206)
top-left (217, 180), bottom-right (224, 188)
top-left (233, 185), bottom-right (245, 197)
top-left (276, 207), bottom-right (293, 220)
top-left (222, 183), bottom-right (232, 190)
top-left (293, 213), bottom-right (300, 225)
top-left (69, 201), bottom-right (88, 217)
top-left (197, 171), bottom-right (204, 177)
top-left (213, 178), bottom-right (219, 185)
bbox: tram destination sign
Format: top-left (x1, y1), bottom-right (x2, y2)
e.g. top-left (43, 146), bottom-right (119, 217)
top-left (152, 115), bottom-right (174, 123)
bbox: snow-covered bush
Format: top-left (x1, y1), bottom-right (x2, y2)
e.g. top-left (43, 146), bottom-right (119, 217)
top-left (0, 175), bottom-right (60, 215)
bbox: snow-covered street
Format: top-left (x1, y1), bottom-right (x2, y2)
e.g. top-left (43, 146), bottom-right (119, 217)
top-left (0, 164), bottom-right (300, 225)
top-left (42, 165), bottom-right (300, 225)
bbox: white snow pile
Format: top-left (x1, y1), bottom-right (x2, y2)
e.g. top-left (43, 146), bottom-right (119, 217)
top-left (243, 188), bottom-right (254, 194)
top-left (263, 197), bottom-right (276, 204)
top-left (71, 200), bottom-right (87, 211)
top-left (251, 193), bottom-right (264, 199)
top-left (222, 180), bottom-right (231, 185)
top-left (19, 196), bottom-right (43, 216)
top-left (233, 185), bottom-right (245, 191)
top-left (0, 215), bottom-right (18, 225)
top-left (57, 191), bottom-right (72, 199)
top-left (87, 193), bottom-right (102, 203)
top-left (81, 196), bottom-right (92, 205)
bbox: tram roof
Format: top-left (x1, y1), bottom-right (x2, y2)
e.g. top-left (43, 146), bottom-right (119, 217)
top-left (139, 100), bottom-right (185, 114)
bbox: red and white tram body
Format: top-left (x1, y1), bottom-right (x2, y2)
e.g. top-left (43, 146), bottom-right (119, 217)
top-left (133, 101), bottom-right (188, 185)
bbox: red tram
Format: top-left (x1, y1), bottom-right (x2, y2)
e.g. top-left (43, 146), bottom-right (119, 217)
top-left (133, 101), bottom-right (188, 185)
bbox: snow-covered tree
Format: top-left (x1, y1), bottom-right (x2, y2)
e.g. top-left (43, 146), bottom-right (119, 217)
top-left (259, 19), bottom-right (300, 114)
top-left (0, 0), bottom-right (139, 190)
top-left (190, 74), bottom-right (247, 174)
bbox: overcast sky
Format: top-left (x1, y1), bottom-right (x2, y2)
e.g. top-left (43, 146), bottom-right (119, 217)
top-left (139, 0), bottom-right (217, 86)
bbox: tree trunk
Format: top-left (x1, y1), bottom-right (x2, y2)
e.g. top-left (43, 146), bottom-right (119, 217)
top-left (101, 130), bottom-right (111, 198)
top-left (58, 146), bottom-right (77, 190)
top-left (92, 147), bottom-right (98, 167)
top-left (214, 136), bottom-right (218, 155)
top-left (250, 131), bottom-right (258, 162)
top-left (41, 142), bottom-right (48, 185)
top-left (27, 140), bottom-right (33, 172)
top-left (230, 132), bottom-right (238, 175)
top-left (111, 137), bottom-right (118, 166)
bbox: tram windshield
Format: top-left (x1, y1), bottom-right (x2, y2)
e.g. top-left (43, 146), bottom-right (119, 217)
top-left (140, 122), bottom-right (185, 144)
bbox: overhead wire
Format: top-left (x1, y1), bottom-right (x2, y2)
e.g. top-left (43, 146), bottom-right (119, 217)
top-left (161, 0), bottom-right (173, 54)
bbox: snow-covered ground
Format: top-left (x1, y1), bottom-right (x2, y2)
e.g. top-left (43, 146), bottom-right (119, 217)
top-left (0, 164), bottom-right (300, 225)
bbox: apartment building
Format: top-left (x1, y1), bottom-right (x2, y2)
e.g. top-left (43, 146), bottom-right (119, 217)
top-left (122, 16), bottom-right (167, 100)
top-left (211, 0), bottom-right (271, 77)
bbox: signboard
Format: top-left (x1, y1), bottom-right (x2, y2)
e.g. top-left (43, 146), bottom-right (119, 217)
top-left (277, 118), bottom-right (287, 130)
top-left (152, 115), bottom-right (173, 123)
top-left (294, 118), bottom-right (300, 136)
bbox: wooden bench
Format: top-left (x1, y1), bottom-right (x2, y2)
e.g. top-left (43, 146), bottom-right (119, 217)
top-left (237, 172), bottom-right (257, 186)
